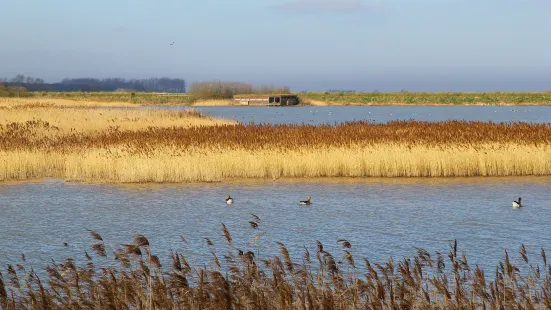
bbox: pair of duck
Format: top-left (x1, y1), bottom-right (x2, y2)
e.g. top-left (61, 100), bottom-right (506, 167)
top-left (229, 194), bottom-right (521, 208)
top-left (228, 194), bottom-right (521, 209)
top-left (226, 194), bottom-right (312, 205)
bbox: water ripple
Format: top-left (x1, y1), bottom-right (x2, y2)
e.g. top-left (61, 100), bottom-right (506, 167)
top-left (1, 177), bottom-right (550, 271)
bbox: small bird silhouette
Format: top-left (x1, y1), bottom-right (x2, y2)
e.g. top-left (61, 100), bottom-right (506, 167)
top-left (299, 196), bottom-right (312, 205)
top-left (226, 194), bottom-right (234, 204)
top-left (169, 41), bottom-right (175, 45)
top-left (512, 197), bottom-right (522, 209)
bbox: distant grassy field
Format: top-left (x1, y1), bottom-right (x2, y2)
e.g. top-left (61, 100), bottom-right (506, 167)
top-left (298, 91), bottom-right (551, 106)
top-left (29, 91), bottom-right (195, 105)
top-left (26, 90), bottom-right (551, 106)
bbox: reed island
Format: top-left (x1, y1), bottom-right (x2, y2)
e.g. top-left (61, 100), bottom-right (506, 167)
top-left (2, 97), bottom-right (551, 183)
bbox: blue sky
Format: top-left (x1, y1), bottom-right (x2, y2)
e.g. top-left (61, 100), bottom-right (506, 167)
top-left (1, 0), bottom-right (550, 91)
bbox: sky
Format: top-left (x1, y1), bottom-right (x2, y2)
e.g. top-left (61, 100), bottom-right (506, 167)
top-left (1, 0), bottom-right (550, 91)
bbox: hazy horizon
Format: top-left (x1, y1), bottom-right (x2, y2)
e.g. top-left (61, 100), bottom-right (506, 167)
top-left (1, 0), bottom-right (550, 92)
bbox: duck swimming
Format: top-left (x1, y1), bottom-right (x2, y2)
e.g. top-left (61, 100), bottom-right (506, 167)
top-left (226, 194), bottom-right (234, 205)
top-left (512, 197), bottom-right (522, 209)
top-left (299, 196), bottom-right (312, 205)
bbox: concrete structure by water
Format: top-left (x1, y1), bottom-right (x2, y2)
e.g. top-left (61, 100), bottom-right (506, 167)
top-left (233, 94), bottom-right (299, 106)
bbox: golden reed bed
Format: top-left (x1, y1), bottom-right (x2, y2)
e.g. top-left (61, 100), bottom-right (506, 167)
top-left (2, 98), bottom-right (551, 182)
top-left (2, 226), bottom-right (550, 309)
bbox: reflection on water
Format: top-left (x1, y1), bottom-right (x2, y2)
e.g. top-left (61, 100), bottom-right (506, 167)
top-left (1, 177), bottom-right (551, 272)
top-left (147, 105), bottom-right (551, 125)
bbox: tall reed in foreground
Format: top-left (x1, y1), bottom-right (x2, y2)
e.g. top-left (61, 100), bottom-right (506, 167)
top-left (1, 222), bottom-right (550, 309)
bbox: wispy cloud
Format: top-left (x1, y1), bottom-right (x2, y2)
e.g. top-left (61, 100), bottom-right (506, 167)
top-left (275, 0), bottom-right (368, 14)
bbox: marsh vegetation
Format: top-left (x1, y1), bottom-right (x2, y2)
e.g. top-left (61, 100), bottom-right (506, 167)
top-left (2, 98), bottom-right (551, 182)
top-left (9, 81), bottom-right (291, 106)
top-left (1, 223), bottom-right (550, 309)
top-left (299, 92), bottom-right (551, 106)
top-left (8, 87), bottom-right (551, 106)
top-left (2, 97), bottom-right (551, 309)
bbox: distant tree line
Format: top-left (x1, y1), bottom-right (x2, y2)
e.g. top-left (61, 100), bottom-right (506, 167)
top-left (0, 84), bottom-right (32, 97)
top-left (1, 75), bottom-right (186, 93)
top-left (1, 75), bottom-right (291, 98)
top-left (3, 74), bottom-right (45, 85)
top-left (189, 80), bottom-right (290, 100)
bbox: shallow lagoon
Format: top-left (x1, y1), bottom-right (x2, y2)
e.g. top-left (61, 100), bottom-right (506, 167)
top-left (152, 105), bottom-right (551, 125)
top-left (1, 177), bottom-right (550, 271)
top-left (2, 105), bottom-right (551, 272)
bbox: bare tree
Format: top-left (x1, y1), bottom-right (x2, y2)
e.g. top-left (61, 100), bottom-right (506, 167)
top-left (189, 80), bottom-right (290, 100)
top-left (10, 74), bottom-right (25, 83)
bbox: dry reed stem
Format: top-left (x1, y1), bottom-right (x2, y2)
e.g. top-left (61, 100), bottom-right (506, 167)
top-left (1, 228), bottom-right (550, 309)
top-left (191, 99), bottom-right (235, 106)
top-left (1, 143), bottom-right (550, 182)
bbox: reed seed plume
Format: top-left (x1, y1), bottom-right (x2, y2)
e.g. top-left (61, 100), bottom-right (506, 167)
top-left (249, 232), bottom-right (264, 250)
top-left (337, 239), bottom-right (352, 249)
top-left (87, 229), bottom-right (103, 242)
top-left (2, 225), bottom-right (550, 309)
top-left (133, 234), bottom-right (150, 248)
top-left (521, 244), bottom-right (528, 264)
top-left (90, 243), bottom-right (106, 257)
top-left (123, 244), bottom-right (143, 257)
top-left (221, 224), bottom-right (233, 246)
top-left (205, 238), bottom-right (214, 247)
top-left (250, 213), bottom-right (262, 224)
top-left (180, 235), bottom-right (189, 245)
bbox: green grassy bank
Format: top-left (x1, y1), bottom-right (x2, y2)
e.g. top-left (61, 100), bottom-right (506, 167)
top-left (298, 91), bottom-right (551, 106)
top-left (20, 90), bottom-right (551, 106)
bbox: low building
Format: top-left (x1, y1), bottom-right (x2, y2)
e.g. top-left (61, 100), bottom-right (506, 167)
top-left (233, 94), bottom-right (299, 106)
